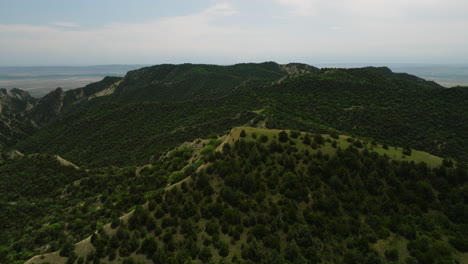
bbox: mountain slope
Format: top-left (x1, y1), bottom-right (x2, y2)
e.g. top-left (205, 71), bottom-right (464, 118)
top-left (0, 142), bottom-right (203, 264)
top-left (29, 76), bottom-right (123, 125)
top-left (257, 70), bottom-right (468, 161)
top-left (25, 128), bottom-right (467, 264)
top-left (110, 62), bottom-right (299, 102)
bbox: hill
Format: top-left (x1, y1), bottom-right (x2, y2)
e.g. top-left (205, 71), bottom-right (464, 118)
top-left (23, 128), bottom-right (467, 264)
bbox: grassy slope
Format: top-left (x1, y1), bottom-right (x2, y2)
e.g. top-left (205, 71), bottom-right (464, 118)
top-left (228, 127), bottom-right (443, 167)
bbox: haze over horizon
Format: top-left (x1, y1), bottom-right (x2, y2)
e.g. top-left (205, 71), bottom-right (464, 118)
top-left (1, 0), bottom-right (467, 66)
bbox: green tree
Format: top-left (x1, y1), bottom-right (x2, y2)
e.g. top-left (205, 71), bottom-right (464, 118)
top-left (240, 130), bottom-right (247, 138)
top-left (279, 131), bottom-right (289, 143)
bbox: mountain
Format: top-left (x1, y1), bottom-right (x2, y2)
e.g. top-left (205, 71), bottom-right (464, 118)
top-left (0, 62), bottom-right (467, 264)
top-left (12, 63), bottom-right (468, 168)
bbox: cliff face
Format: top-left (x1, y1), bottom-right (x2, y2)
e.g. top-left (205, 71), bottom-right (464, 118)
top-left (29, 77), bottom-right (123, 126)
top-left (0, 76), bottom-right (123, 147)
top-left (30, 87), bottom-right (65, 126)
top-left (0, 88), bottom-right (37, 147)
top-left (0, 88), bottom-right (36, 115)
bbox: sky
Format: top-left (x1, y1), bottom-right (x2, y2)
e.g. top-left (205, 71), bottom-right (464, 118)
top-left (0, 0), bottom-right (467, 66)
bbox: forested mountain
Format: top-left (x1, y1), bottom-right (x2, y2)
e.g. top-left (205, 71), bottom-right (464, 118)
top-left (0, 62), bottom-right (467, 264)
top-left (11, 62), bottom-right (468, 167)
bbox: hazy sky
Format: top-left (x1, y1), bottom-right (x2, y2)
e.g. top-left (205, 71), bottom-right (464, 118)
top-left (1, 0), bottom-right (467, 66)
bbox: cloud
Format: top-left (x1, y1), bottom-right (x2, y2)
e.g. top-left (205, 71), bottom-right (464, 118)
top-left (0, 0), bottom-right (467, 65)
top-left (51, 22), bottom-right (80, 28)
top-left (202, 2), bottom-right (239, 17)
top-left (276, 0), bottom-right (318, 16)
top-left (0, 2), bottom-right (246, 64)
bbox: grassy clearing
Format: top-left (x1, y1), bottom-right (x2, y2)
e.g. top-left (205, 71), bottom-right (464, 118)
top-left (373, 234), bottom-right (410, 262)
top-left (226, 127), bottom-right (443, 168)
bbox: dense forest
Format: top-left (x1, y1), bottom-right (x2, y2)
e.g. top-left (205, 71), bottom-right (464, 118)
top-left (0, 63), bottom-right (466, 263)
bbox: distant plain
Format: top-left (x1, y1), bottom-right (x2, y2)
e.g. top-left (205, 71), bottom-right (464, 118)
top-left (0, 65), bottom-right (146, 97)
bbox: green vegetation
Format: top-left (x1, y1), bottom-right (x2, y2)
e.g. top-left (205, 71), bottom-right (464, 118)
top-left (13, 63), bottom-right (468, 168)
top-left (20, 128), bottom-right (468, 264)
top-left (0, 63), bottom-right (466, 264)
top-left (0, 146), bottom-right (201, 264)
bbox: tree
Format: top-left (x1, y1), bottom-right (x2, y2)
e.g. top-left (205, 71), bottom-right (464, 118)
top-left (141, 236), bottom-right (158, 258)
top-left (66, 252), bottom-right (78, 264)
top-left (199, 247), bottom-right (212, 262)
top-left (353, 140), bottom-right (363, 148)
top-left (152, 249), bottom-right (167, 264)
top-left (218, 240), bottom-right (229, 257)
top-left (59, 241), bottom-right (75, 257)
top-left (279, 131), bottom-right (289, 143)
top-left (290, 130), bottom-right (301, 139)
top-left (240, 129), bottom-right (247, 138)
top-left (385, 248), bottom-right (399, 261)
top-left (111, 217), bottom-right (120, 229)
top-left (241, 239), bottom-right (263, 262)
top-left (313, 134), bottom-right (325, 145)
top-left (403, 147), bottom-right (412, 156)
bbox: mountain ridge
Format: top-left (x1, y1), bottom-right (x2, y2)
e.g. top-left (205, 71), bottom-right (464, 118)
top-left (11, 62), bottom-right (468, 168)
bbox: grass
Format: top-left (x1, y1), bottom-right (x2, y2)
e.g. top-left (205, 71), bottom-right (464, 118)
top-left (227, 126), bottom-right (443, 168)
top-left (372, 234), bottom-right (410, 262)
